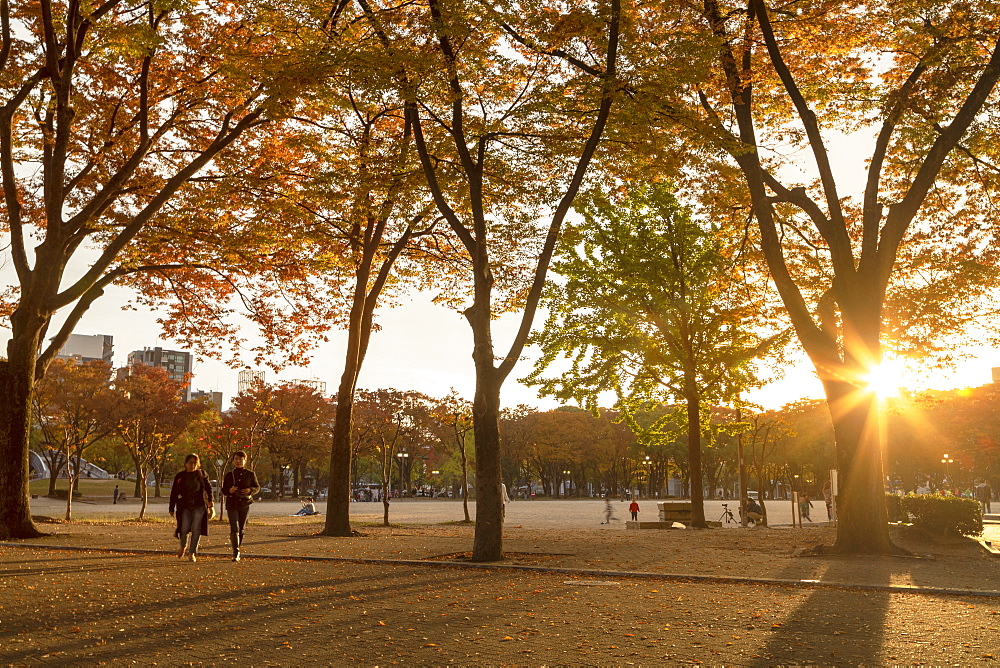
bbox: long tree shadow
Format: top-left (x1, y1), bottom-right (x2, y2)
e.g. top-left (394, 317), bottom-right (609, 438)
top-left (751, 554), bottom-right (900, 665)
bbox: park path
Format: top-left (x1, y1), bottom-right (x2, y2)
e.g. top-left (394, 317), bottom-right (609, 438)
top-left (2, 541), bottom-right (999, 665)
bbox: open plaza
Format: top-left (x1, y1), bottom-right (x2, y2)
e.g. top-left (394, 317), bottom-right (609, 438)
top-left (3, 497), bottom-right (1000, 665)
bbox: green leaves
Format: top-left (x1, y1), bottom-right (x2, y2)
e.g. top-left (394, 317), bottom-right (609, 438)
top-left (524, 182), bottom-right (781, 417)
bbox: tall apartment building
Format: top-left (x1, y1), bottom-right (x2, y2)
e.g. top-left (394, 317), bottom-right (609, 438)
top-left (128, 347), bottom-right (193, 401)
top-left (238, 369), bottom-right (265, 394)
top-left (55, 333), bottom-right (113, 364)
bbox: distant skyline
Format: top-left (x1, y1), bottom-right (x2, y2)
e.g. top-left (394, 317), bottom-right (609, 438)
top-left (5, 278), bottom-right (998, 412)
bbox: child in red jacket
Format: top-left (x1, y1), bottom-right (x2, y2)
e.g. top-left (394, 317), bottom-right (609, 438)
top-left (629, 500), bottom-right (640, 521)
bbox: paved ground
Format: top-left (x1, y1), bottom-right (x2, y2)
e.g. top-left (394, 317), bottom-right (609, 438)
top-left (3, 498), bottom-right (1000, 665)
top-left (33, 494), bottom-right (824, 528)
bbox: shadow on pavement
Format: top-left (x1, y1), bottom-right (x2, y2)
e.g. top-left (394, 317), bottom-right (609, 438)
top-left (752, 551), bottom-right (900, 664)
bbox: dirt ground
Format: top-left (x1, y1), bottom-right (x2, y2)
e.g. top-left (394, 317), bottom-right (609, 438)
top-left (20, 513), bottom-right (1000, 592)
top-left (2, 515), bottom-right (1000, 665)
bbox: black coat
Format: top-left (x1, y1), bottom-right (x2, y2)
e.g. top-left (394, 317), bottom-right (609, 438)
top-left (169, 469), bottom-right (214, 537)
top-left (222, 467), bottom-right (260, 510)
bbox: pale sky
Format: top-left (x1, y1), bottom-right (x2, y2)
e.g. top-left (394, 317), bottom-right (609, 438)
top-left (5, 121), bottom-right (1000, 409)
top-left (3, 275), bottom-right (997, 413)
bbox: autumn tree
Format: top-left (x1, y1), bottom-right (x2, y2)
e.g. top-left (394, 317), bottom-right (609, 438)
top-left (427, 391), bottom-right (475, 522)
top-left (311, 80), bottom-right (445, 537)
top-left (263, 383), bottom-right (334, 498)
top-left (0, 0), bottom-right (352, 539)
top-left (498, 405), bottom-right (537, 496)
top-left (525, 184), bottom-right (781, 526)
top-left (354, 0), bottom-right (622, 560)
top-left (100, 364), bottom-right (208, 518)
top-left (741, 410), bottom-right (792, 526)
top-left (633, 1), bottom-right (1000, 552)
top-left (351, 389), bottom-right (426, 525)
top-left (31, 358), bottom-right (114, 519)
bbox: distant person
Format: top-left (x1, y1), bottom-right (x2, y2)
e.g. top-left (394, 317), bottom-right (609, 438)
top-left (822, 480), bottom-right (833, 521)
top-left (292, 497), bottom-right (318, 516)
top-left (601, 497), bottom-right (619, 524)
top-left (113, 485), bottom-right (119, 505)
top-left (168, 454), bottom-right (215, 563)
top-left (629, 499), bottom-right (640, 521)
top-left (977, 482), bottom-right (993, 514)
top-left (745, 498), bottom-right (763, 524)
top-left (799, 492), bottom-right (814, 523)
top-left (501, 482), bottom-right (511, 518)
top-left (223, 451), bottom-right (260, 562)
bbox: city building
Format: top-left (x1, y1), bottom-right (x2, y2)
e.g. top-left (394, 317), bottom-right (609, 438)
top-left (191, 389), bottom-right (224, 412)
top-left (291, 378), bottom-right (327, 396)
top-left (54, 333), bottom-right (113, 364)
top-left (238, 369), bottom-right (265, 394)
top-left (127, 347), bottom-right (193, 401)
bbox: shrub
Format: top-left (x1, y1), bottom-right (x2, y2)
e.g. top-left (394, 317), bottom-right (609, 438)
top-left (50, 489), bottom-right (83, 500)
top-left (897, 494), bottom-right (983, 537)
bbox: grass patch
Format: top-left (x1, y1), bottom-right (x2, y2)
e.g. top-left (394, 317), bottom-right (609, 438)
top-left (30, 478), bottom-right (138, 497)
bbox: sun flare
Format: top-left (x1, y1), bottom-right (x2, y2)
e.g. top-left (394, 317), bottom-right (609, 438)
top-left (863, 362), bottom-right (904, 398)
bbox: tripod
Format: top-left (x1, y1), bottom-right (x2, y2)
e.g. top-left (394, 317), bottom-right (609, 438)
top-left (718, 503), bottom-right (737, 525)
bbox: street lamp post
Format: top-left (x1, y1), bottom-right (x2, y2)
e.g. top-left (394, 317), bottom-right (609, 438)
top-left (941, 454), bottom-right (954, 490)
top-left (644, 456), bottom-right (652, 499)
top-left (396, 452), bottom-right (409, 497)
top-left (562, 470), bottom-right (571, 497)
top-left (792, 474), bottom-right (800, 528)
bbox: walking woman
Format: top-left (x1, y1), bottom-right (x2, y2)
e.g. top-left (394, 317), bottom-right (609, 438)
top-left (168, 454), bottom-right (215, 562)
top-left (223, 451), bottom-right (260, 562)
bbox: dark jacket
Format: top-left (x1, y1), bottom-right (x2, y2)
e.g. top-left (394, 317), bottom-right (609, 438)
top-left (223, 467), bottom-right (260, 510)
top-left (169, 469), bottom-right (214, 537)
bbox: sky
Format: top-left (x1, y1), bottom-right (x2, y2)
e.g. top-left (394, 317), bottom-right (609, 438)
top-left (5, 115), bottom-right (1000, 410)
top-left (5, 275), bottom-right (998, 413)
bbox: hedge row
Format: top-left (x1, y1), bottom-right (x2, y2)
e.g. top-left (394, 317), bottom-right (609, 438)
top-left (886, 493), bottom-right (983, 537)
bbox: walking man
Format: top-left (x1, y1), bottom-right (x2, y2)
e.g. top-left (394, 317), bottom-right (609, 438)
top-left (222, 451), bottom-right (260, 562)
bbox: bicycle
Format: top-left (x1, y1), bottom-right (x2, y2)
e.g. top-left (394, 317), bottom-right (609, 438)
top-left (718, 503), bottom-right (737, 525)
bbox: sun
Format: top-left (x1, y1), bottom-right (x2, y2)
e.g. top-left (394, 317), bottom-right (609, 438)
top-left (863, 362), bottom-right (904, 398)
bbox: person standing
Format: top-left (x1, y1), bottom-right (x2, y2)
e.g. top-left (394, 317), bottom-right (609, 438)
top-left (223, 451), bottom-right (260, 562)
top-left (822, 480), bottom-right (833, 521)
top-left (629, 499), bottom-right (640, 521)
top-left (168, 454), bottom-right (214, 562)
top-left (113, 485), bottom-right (119, 505)
top-left (799, 491), bottom-right (814, 523)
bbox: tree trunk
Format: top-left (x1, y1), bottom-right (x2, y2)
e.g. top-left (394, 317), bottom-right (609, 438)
top-left (138, 464), bottom-right (149, 520)
top-left (824, 377), bottom-right (895, 553)
top-left (471, 362), bottom-right (504, 562)
top-left (460, 438), bottom-right (470, 523)
top-left (0, 337), bottom-right (45, 540)
top-left (65, 472), bottom-right (77, 521)
top-left (685, 388), bottom-right (707, 528)
top-left (325, 391), bottom-right (355, 536)
top-left (47, 455), bottom-right (62, 497)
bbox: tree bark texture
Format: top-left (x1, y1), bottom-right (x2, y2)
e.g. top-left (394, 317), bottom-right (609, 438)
top-left (825, 377), bottom-right (895, 554)
top-left (0, 337), bottom-right (44, 540)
